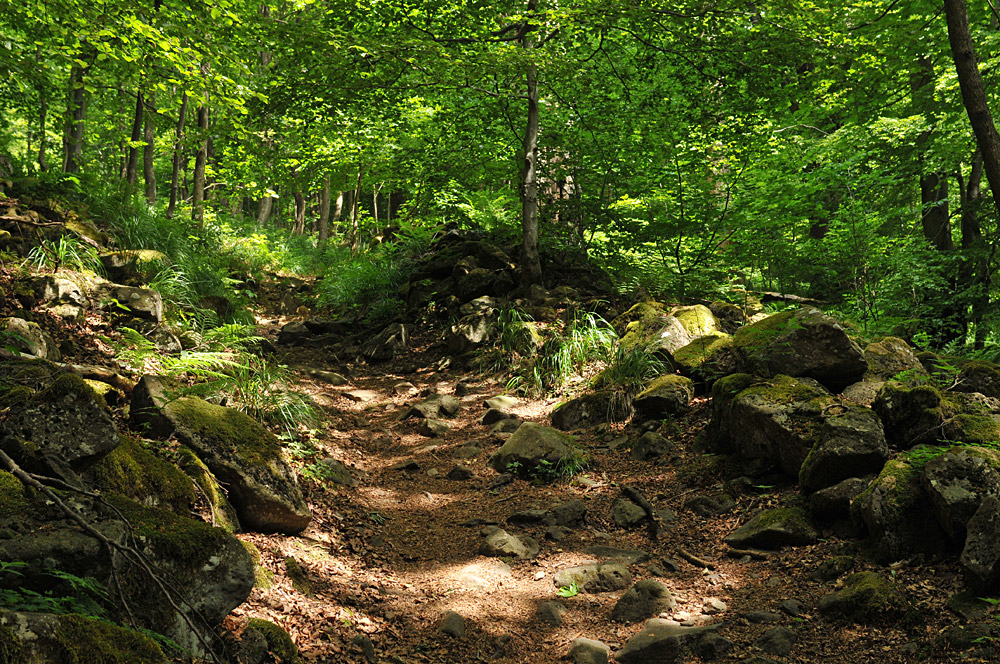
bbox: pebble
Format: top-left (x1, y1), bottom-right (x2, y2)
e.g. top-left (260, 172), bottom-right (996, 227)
top-left (703, 598), bottom-right (727, 614)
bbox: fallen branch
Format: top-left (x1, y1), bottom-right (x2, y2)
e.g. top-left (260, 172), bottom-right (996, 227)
top-left (726, 547), bottom-right (770, 561)
top-left (677, 548), bottom-right (716, 570)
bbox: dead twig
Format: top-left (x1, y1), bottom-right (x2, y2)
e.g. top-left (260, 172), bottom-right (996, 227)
top-left (677, 548), bottom-right (716, 570)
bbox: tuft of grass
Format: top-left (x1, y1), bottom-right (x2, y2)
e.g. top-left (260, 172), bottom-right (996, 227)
top-left (593, 342), bottom-right (670, 390)
top-left (25, 234), bottom-right (103, 274)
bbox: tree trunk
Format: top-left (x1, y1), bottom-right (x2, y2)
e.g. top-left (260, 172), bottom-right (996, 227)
top-left (294, 190), bottom-right (306, 235)
top-left (319, 176), bottom-right (331, 245)
top-left (257, 194), bottom-right (274, 225)
top-left (62, 64), bottom-right (89, 174)
top-left (191, 101), bottom-right (209, 226)
top-left (143, 92), bottom-right (156, 204)
top-left (519, 1), bottom-right (543, 287)
top-left (945, 0), bottom-right (1000, 221)
top-left (166, 94), bottom-right (187, 219)
top-left (125, 91), bottom-right (145, 186)
top-left (349, 163), bottom-right (363, 252)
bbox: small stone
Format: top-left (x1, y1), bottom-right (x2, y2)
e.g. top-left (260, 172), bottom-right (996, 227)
top-left (426, 467), bottom-right (439, 477)
top-left (490, 419), bottom-right (521, 434)
top-left (455, 381), bottom-right (474, 397)
top-left (612, 580), bottom-right (678, 623)
top-left (610, 496), bottom-right (648, 528)
top-left (534, 571), bottom-right (545, 580)
top-left (546, 525), bottom-right (572, 541)
top-left (417, 418), bottom-right (451, 437)
top-left (703, 598), bottom-right (727, 614)
top-left (439, 610), bottom-right (466, 638)
top-left (344, 389), bottom-right (379, 402)
top-left (454, 444), bottom-right (482, 459)
top-left (479, 529), bottom-right (539, 560)
top-left (696, 633), bottom-right (735, 661)
top-left (485, 395), bottom-right (518, 410)
top-left (567, 637), bottom-right (610, 664)
top-left (779, 599), bottom-right (803, 617)
top-left (389, 459), bottom-right (420, 472)
top-left (481, 408), bottom-right (514, 425)
top-left (756, 626), bottom-right (796, 656)
top-left (447, 464), bottom-right (474, 480)
top-left (352, 634), bottom-right (376, 663)
top-left (393, 381), bottom-right (418, 396)
top-left (535, 601), bottom-right (567, 626)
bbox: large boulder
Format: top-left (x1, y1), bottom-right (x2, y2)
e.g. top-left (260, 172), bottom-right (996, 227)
top-left (724, 507), bottom-right (818, 549)
top-left (961, 495), bottom-right (1000, 591)
top-left (863, 337), bottom-right (925, 381)
top-left (613, 303), bottom-right (690, 358)
top-left (633, 375), bottom-right (694, 418)
top-left (732, 307), bottom-right (867, 391)
top-left (955, 361), bottom-right (1000, 398)
top-left (872, 383), bottom-right (947, 448)
top-left (670, 304), bottom-right (722, 337)
top-left (0, 317), bottom-right (61, 361)
top-left (0, 373), bottom-right (119, 481)
top-left (922, 446), bottom-right (1000, 544)
top-left (488, 422), bottom-right (581, 478)
top-left (137, 392), bottom-right (311, 534)
top-left (447, 313), bottom-right (491, 353)
top-left (0, 610), bottom-right (167, 663)
top-left (798, 407), bottom-right (888, 492)
top-left (95, 284), bottom-right (163, 322)
top-left (99, 249), bottom-right (168, 284)
top-left (84, 437), bottom-right (196, 515)
top-left (672, 333), bottom-right (738, 383)
top-left (30, 275), bottom-right (88, 320)
top-left (552, 389), bottom-right (632, 431)
top-left (707, 374), bottom-right (830, 476)
top-left (851, 459), bottom-right (946, 563)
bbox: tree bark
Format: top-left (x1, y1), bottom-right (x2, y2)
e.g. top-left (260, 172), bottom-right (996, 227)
top-left (945, 0), bottom-right (1000, 221)
top-left (166, 93), bottom-right (187, 219)
top-left (62, 63), bottom-right (89, 174)
top-left (318, 175), bottom-right (331, 245)
top-left (294, 190), bottom-right (306, 235)
top-left (191, 101), bottom-right (209, 226)
top-left (143, 92), bottom-right (156, 204)
top-left (519, 1), bottom-right (543, 287)
top-left (349, 163), bottom-right (363, 252)
top-left (125, 91), bottom-right (145, 186)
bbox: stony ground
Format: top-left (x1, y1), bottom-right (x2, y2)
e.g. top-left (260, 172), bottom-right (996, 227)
top-left (225, 308), bottom-right (996, 664)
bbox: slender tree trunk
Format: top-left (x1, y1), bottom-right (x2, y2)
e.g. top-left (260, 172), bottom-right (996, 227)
top-left (191, 99), bottom-right (209, 226)
top-left (519, 1), bottom-right (542, 286)
top-left (319, 175), bottom-right (331, 245)
top-left (373, 184), bottom-right (380, 223)
top-left (63, 64), bottom-right (89, 174)
top-left (945, 0), bottom-right (1000, 220)
top-left (257, 193), bottom-right (274, 225)
top-left (294, 190), bottom-right (306, 235)
top-left (143, 92), bottom-right (156, 204)
top-left (333, 190), bottom-right (344, 223)
top-left (125, 91), bottom-right (145, 186)
top-left (166, 93), bottom-right (187, 219)
top-left (349, 163), bottom-right (363, 252)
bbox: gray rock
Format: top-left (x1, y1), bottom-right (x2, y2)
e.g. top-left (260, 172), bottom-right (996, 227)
top-left (611, 580), bottom-right (678, 623)
top-left (479, 528), bottom-right (539, 560)
top-left (582, 546), bottom-right (650, 565)
top-left (615, 619), bottom-right (723, 664)
top-left (724, 507), bottom-right (817, 550)
top-left (611, 496), bottom-right (649, 528)
top-left (631, 432), bottom-right (674, 461)
top-left (922, 446), bottom-right (1000, 543)
top-left (417, 418), bottom-right (450, 437)
top-left (961, 495), bottom-right (1000, 591)
top-left (455, 380), bottom-right (474, 396)
top-left (955, 361), bottom-right (1000, 398)
top-left (633, 375), bottom-right (695, 418)
top-left (696, 633), bottom-right (735, 660)
top-left (863, 337), bottom-right (925, 381)
top-left (817, 572), bottom-right (910, 623)
top-left (362, 323), bottom-right (411, 361)
top-left (684, 494), bottom-right (735, 517)
top-left (439, 610), bottom-right (466, 638)
top-left (401, 394), bottom-right (461, 420)
top-left (779, 599), bottom-right (803, 617)
top-left (0, 610), bottom-right (166, 663)
top-left (947, 591), bottom-right (994, 621)
top-left (734, 307), bottom-right (867, 391)
top-left (550, 499), bottom-right (587, 526)
top-left (447, 314), bottom-right (491, 353)
top-left (811, 555), bottom-right (854, 583)
top-left (481, 407), bottom-right (514, 425)
top-left (96, 284), bottom-right (163, 322)
top-left (447, 464), bottom-right (474, 480)
top-left (554, 562), bottom-right (632, 593)
top-left (277, 321), bottom-right (310, 345)
top-left (488, 422), bottom-right (580, 477)
top-left (552, 389), bottom-right (632, 430)
top-left (0, 317), bottom-right (61, 360)
top-left (568, 637), bottom-right (610, 664)
top-left (798, 407), bottom-right (888, 492)
top-left (745, 611), bottom-right (780, 623)
top-left (352, 634), bottom-right (376, 663)
top-left (756, 627), bottom-right (796, 656)
top-left (491, 418), bottom-right (521, 434)
top-left (393, 381), bottom-right (418, 396)
top-left (1, 373), bottom-right (118, 481)
top-left (535, 601), bottom-right (567, 626)
top-left (872, 382), bottom-right (948, 448)
top-left (809, 476), bottom-right (871, 521)
top-left (317, 458), bottom-right (357, 487)
top-left (485, 395), bottom-right (518, 410)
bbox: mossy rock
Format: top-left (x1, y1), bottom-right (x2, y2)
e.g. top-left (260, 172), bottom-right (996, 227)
top-left (672, 333), bottom-right (736, 382)
top-left (670, 304), bottom-right (722, 337)
top-left (176, 446), bottom-right (241, 533)
top-left (851, 459), bottom-right (946, 563)
top-left (244, 618), bottom-right (301, 664)
top-left (241, 541), bottom-right (275, 589)
top-left (872, 383), bottom-right (947, 449)
top-left (955, 360), bottom-right (1000, 398)
top-left (551, 388), bottom-right (632, 431)
top-left (0, 610), bottom-right (166, 664)
top-left (164, 397), bottom-right (310, 534)
top-left (611, 302), bottom-right (669, 335)
top-left (0, 386), bottom-right (32, 410)
top-left (945, 414), bottom-right (1000, 446)
top-left (0, 471), bottom-right (29, 519)
top-left (817, 572), bottom-right (911, 623)
top-left (284, 556), bottom-right (313, 596)
top-left (723, 506), bottom-right (818, 550)
top-left (633, 375), bottom-right (695, 418)
top-left (709, 300), bottom-right (747, 333)
top-left (863, 337), bottom-right (925, 381)
top-left (87, 438), bottom-right (196, 515)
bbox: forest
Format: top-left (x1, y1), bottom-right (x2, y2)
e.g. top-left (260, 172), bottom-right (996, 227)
top-left (7, 1), bottom-right (1000, 664)
top-left (1, 0), bottom-right (999, 347)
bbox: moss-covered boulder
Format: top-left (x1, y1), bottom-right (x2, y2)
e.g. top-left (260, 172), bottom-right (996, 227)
top-left (732, 307), bottom-right (867, 392)
top-left (0, 610), bottom-right (167, 664)
top-left (632, 375), bottom-right (695, 418)
top-left (241, 618), bottom-right (302, 664)
top-left (872, 383), bottom-right (947, 449)
top-left (0, 373), bottom-right (119, 481)
top-left (961, 495), bottom-right (1000, 591)
top-left (670, 304), bottom-right (722, 338)
top-left (551, 389), bottom-right (632, 431)
top-left (85, 438), bottom-right (196, 515)
top-left (361, 323), bottom-right (411, 361)
top-left (798, 407), bottom-right (888, 492)
top-left (707, 374), bottom-right (830, 477)
top-left (613, 302), bottom-right (690, 360)
top-left (129, 375), bottom-right (181, 438)
top-left (863, 337), bottom-right (925, 381)
top-left (817, 572), bottom-right (911, 623)
top-left (99, 249), bottom-right (168, 285)
top-left (488, 422), bottom-right (581, 478)
top-left (160, 397), bottom-right (311, 534)
top-left (955, 360), bottom-right (1000, 398)
top-left (94, 284), bottom-right (163, 323)
top-left (611, 302), bottom-right (669, 335)
top-left (0, 316), bottom-right (61, 361)
top-left (852, 459), bottom-right (946, 563)
top-left (176, 446), bottom-right (241, 533)
top-left (672, 333), bottom-right (738, 383)
top-left (922, 446), bottom-right (1000, 544)
top-left (724, 506), bottom-right (818, 549)
top-left (709, 300), bottom-right (747, 333)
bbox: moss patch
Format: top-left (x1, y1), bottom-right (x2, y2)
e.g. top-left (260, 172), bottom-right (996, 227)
top-left (0, 471), bottom-right (29, 519)
top-left (732, 309), bottom-right (799, 352)
top-left (52, 613), bottom-right (166, 664)
top-left (0, 622), bottom-right (26, 663)
top-left (242, 541), bottom-right (275, 589)
top-left (88, 439), bottom-right (195, 514)
top-left (284, 556), bottom-right (313, 596)
top-left (818, 572), bottom-right (911, 623)
top-left (41, 372), bottom-right (108, 411)
top-left (175, 447), bottom-right (240, 533)
top-left (245, 618), bottom-right (301, 664)
top-left (0, 386), bottom-right (32, 410)
top-left (670, 304), bottom-right (720, 337)
top-left (947, 414), bottom-right (1000, 446)
top-left (167, 398), bottom-right (279, 468)
top-left (673, 334), bottom-right (732, 372)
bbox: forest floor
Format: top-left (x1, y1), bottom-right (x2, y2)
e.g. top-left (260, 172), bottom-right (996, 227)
top-left (225, 289), bottom-right (992, 664)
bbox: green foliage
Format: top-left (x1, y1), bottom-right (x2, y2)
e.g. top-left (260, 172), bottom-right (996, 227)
top-left (25, 235), bottom-right (102, 274)
top-left (594, 343), bottom-right (670, 391)
top-left (556, 582), bottom-right (580, 598)
top-left (0, 561), bottom-right (108, 619)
